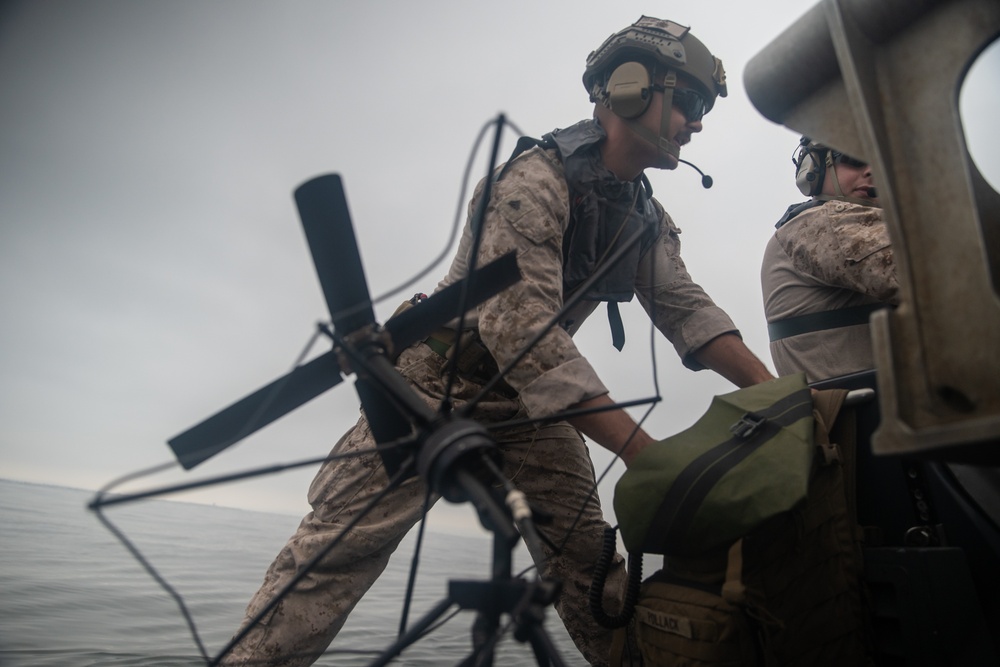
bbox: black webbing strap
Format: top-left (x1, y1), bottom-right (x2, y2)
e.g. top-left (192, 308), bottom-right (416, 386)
top-left (767, 303), bottom-right (887, 342)
top-left (495, 135), bottom-right (555, 182)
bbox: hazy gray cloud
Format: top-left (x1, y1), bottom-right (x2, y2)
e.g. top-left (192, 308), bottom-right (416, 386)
top-left (1, 0), bottom-right (996, 534)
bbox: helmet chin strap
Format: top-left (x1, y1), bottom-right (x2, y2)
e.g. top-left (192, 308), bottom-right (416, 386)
top-left (827, 153), bottom-right (846, 197)
top-left (623, 70), bottom-right (680, 165)
top-left (820, 155), bottom-right (879, 206)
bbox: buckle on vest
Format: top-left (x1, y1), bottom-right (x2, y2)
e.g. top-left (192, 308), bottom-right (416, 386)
top-left (730, 412), bottom-right (766, 439)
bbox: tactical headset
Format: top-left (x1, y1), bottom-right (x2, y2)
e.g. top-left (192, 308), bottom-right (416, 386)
top-left (794, 137), bottom-right (829, 197)
top-left (602, 60), bottom-right (661, 119)
top-left (794, 137), bottom-right (876, 200)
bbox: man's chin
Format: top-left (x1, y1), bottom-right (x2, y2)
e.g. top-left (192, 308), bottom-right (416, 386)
top-left (654, 153), bottom-right (679, 170)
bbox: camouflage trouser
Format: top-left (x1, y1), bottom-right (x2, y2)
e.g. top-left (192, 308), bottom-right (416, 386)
top-left (222, 341), bottom-right (627, 667)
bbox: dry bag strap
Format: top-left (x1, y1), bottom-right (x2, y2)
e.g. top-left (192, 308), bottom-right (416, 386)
top-left (812, 388), bottom-right (848, 467)
top-left (721, 538), bottom-right (746, 605)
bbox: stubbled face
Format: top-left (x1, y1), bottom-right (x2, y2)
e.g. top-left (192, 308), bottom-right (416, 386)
top-left (637, 80), bottom-right (704, 170)
top-left (823, 154), bottom-right (878, 204)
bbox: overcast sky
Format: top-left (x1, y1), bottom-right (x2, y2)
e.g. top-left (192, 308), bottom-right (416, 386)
top-left (2, 1), bottom-right (998, 537)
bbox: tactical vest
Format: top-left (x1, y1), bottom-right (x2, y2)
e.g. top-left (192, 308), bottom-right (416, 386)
top-left (498, 119), bottom-right (662, 349)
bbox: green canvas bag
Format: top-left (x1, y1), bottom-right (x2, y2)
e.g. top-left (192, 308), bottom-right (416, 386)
top-left (614, 373), bottom-right (814, 557)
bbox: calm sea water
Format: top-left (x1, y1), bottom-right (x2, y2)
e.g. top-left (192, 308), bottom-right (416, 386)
top-left (0, 479), bottom-right (581, 666)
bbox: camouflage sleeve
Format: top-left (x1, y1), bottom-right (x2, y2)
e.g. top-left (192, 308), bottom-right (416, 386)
top-left (634, 208), bottom-right (739, 371)
top-left (776, 201), bottom-right (899, 303)
top-left (474, 149), bottom-right (610, 419)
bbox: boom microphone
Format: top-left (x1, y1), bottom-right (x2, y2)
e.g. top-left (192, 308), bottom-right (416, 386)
top-left (678, 158), bottom-right (713, 189)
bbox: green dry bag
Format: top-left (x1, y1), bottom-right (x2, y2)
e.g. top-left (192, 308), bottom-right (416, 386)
top-left (615, 373), bottom-right (814, 557)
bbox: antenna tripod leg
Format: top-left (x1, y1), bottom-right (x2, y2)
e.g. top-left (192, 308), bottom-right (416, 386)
top-left (367, 465), bottom-right (570, 667)
top-left (368, 597), bottom-right (458, 667)
top-left (450, 576), bottom-right (568, 667)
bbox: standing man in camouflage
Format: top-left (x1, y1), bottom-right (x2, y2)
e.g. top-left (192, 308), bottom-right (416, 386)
top-left (761, 137), bottom-right (897, 382)
top-left (226, 16), bottom-right (773, 667)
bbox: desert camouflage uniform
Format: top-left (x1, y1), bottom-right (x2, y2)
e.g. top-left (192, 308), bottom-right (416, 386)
top-left (226, 122), bottom-right (739, 667)
top-left (761, 198), bottom-right (899, 382)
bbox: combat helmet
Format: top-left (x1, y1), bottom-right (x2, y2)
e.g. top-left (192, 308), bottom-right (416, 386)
top-left (583, 16), bottom-right (727, 115)
top-left (583, 16), bottom-right (726, 165)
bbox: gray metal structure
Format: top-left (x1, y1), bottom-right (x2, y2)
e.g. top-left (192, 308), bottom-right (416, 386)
top-left (744, 0), bottom-right (1000, 461)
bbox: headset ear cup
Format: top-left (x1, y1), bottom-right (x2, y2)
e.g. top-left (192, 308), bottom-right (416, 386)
top-left (795, 149), bottom-right (825, 196)
top-left (605, 61), bottom-right (653, 119)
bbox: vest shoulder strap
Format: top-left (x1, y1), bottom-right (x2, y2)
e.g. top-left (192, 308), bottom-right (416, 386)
top-left (495, 135), bottom-right (557, 182)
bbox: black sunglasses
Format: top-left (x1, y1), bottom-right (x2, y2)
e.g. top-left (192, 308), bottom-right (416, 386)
top-left (672, 88), bottom-right (708, 123)
top-left (831, 151), bottom-right (867, 168)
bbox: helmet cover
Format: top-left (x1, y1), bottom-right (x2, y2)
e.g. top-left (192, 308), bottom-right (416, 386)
top-left (583, 16), bottom-right (727, 111)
